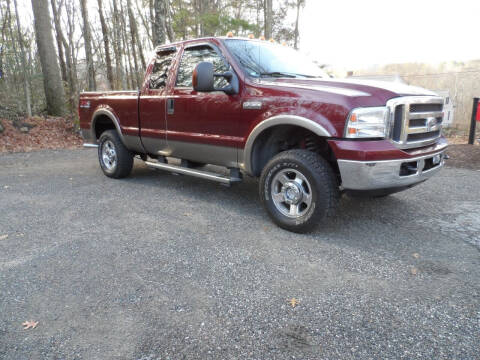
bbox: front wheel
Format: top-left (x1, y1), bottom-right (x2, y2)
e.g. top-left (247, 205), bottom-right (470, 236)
top-left (259, 150), bottom-right (339, 233)
top-left (98, 130), bottom-right (133, 178)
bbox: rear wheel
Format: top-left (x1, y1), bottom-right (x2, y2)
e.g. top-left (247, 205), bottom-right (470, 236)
top-left (98, 130), bottom-right (133, 178)
top-left (259, 149), bottom-right (339, 233)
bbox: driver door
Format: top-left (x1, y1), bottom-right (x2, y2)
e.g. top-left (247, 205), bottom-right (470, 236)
top-left (165, 43), bottom-right (243, 168)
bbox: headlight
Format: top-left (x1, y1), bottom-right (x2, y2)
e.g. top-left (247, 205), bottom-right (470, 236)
top-left (344, 107), bottom-right (390, 139)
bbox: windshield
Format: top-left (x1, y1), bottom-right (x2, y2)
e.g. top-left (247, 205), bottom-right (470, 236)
top-left (223, 39), bottom-right (328, 79)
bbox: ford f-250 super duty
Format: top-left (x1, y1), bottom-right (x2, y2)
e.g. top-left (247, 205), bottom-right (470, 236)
top-left (80, 36), bottom-right (447, 232)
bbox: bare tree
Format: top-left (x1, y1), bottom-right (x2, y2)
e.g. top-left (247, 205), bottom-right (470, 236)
top-left (152, 0), bottom-right (166, 46)
top-left (127, 0), bottom-right (146, 71)
top-left (12, 0), bottom-right (32, 116)
top-left (30, 0), bottom-right (66, 115)
top-left (111, 0), bottom-right (126, 89)
top-left (164, 0), bottom-right (175, 42)
top-left (264, 0), bottom-right (273, 39)
top-left (97, 0), bottom-right (114, 89)
top-left (51, 0), bottom-right (76, 114)
top-left (80, 0), bottom-right (96, 91)
top-left (293, 0), bottom-right (305, 49)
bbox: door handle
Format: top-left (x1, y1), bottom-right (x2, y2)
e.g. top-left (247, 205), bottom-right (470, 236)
top-left (167, 98), bottom-right (174, 115)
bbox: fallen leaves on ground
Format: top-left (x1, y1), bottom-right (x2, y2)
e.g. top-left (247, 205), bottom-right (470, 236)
top-left (0, 116), bottom-right (82, 153)
top-left (289, 298), bottom-right (299, 308)
top-left (22, 321), bottom-right (38, 330)
top-left (0, 234), bottom-right (8, 240)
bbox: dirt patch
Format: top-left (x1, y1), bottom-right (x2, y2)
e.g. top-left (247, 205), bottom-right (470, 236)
top-left (445, 143), bottom-right (480, 170)
top-left (0, 116), bottom-right (82, 153)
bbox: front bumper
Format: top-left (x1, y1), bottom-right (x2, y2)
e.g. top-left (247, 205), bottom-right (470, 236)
top-left (337, 149), bottom-right (446, 191)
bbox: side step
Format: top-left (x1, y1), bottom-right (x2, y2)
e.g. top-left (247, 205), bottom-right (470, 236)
top-left (144, 161), bottom-right (242, 186)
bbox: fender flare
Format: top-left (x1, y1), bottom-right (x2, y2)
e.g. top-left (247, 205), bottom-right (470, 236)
top-left (91, 108), bottom-right (125, 143)
top-left (242, 115), bottom-right (332, 175)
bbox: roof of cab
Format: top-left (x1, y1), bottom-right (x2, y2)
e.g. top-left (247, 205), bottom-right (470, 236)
top-left (154, 36), bottom-right (265, 52)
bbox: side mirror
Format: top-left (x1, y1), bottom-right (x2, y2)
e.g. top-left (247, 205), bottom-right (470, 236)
top-left (193, 62), bottom-right (214, 92)
top-left (193, 62), bottom-right (239, 95)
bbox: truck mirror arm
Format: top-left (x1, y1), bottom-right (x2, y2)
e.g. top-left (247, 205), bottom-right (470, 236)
top-left (213, 71), bottom-right (239, 95)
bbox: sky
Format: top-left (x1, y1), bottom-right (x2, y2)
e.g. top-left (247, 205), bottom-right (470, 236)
top-left (299, 0), bottom-right (480, 68)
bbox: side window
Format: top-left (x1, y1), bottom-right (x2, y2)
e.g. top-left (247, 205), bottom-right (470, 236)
top-left (149, 50), bottom-right (176, 90)
top-left (175, 45), bottom-right (229, 88)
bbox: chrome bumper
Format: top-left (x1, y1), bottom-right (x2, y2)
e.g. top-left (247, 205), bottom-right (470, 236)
top-left (337, 149), bottom-right (446, 191)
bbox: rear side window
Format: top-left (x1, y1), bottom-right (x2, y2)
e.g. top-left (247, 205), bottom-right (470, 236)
top-left (175, 45), bottom-right (229, 88)
top-left (149, 50), bottom-right (176, 90)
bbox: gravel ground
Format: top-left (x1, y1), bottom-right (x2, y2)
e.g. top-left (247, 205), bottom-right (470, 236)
top-left (0, 149), bottom-right (479, 359)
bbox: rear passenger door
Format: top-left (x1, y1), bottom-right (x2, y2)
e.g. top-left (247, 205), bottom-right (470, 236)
top-left (139, 47), bottom-right (177, 156)
top-left (165, 43), bottom-right (243, 168)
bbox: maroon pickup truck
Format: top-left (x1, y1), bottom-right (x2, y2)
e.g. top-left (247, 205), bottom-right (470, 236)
top-left (80, 36), bottom-right (447, 232)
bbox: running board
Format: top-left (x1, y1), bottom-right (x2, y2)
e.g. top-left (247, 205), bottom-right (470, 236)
top-left (145, 161), bottom-right (242, 185)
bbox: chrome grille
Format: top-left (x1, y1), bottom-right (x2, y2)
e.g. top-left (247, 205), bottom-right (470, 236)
top-left (387, 96), bottom-right (444, 149)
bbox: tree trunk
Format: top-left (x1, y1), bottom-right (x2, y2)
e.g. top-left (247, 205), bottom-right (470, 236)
top-left (65, 0), bottom-right (79, 108)
top-left (164, 0), bottom-right (175, 42)
top-left (120, 0), bottom-right (137, 88)
top-left (264, 0), bottom-right (272, 39)
top-left (13, 0), bottom-right (32, 116)
top-left (6, 0), bottom-right (23, 112)
top-left (51, 6), bottom-right (68, 85)
top-left (127, 0), bottom-right (146, 71)
top-left (126, 0), bottom-right (143, 85)
top-left (152, 0), bottom-right (166, 46)
top-left (0, 6), bottom-right (6, 78)
top-left (79, 0), bottom-right (96, 91)
top-left (51, 0), bottom-right (76, 114)
top-left (30, 0), bottom-right (66, 116)
top-left (294, 0), bottom-right (302, 49)
top-left (97, 0), bottom-right (114, 89)
top-left (135, 0), bottom-right (153, 46)
top-left (112, 0), bottom-right (126, 89)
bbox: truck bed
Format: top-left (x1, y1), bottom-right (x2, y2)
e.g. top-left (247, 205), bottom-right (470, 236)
top-left (79, 90), bottom-right (139, 142)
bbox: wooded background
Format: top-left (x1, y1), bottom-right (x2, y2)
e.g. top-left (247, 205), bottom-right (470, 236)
top-left (0, 0), bottom-right (305, 122)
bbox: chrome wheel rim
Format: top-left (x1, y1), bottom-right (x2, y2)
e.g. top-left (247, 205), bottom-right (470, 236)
top-left (271, 168), bottom-right (313, 218)
top-left (101, 140), bottom-right (117, 170)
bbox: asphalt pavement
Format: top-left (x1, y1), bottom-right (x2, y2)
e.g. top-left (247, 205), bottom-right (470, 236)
top-left (1, 149), bottom-right (479, 359)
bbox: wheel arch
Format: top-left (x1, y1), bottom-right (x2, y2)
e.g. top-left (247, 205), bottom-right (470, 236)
top-left (241, 115), bottom-right (334, 176)
top-left (91, 108), bottom-right (125, 143)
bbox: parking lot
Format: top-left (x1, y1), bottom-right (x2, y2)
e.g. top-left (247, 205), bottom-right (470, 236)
top-left (1, 148), bottom-right (479, 359)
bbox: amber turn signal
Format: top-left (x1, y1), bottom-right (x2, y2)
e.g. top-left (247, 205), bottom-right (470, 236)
top-left (192, 68), bottom-right (198, 88)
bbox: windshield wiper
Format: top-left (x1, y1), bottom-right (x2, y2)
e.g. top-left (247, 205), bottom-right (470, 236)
top-left (292, 73), bottom-right (321, 78)
top-left (259, 72), bottom-right (297, 78)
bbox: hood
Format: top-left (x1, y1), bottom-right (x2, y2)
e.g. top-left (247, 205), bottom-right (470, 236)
top-left (255, 77), bottom-right (438, 105)
top-left (333, 78), bottom-right (438, 97)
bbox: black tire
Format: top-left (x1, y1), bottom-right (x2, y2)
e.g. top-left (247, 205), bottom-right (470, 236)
top-left (98, 130), bottom-right (133, 178)
top-left (259, 149), bottom-right (339, 233)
